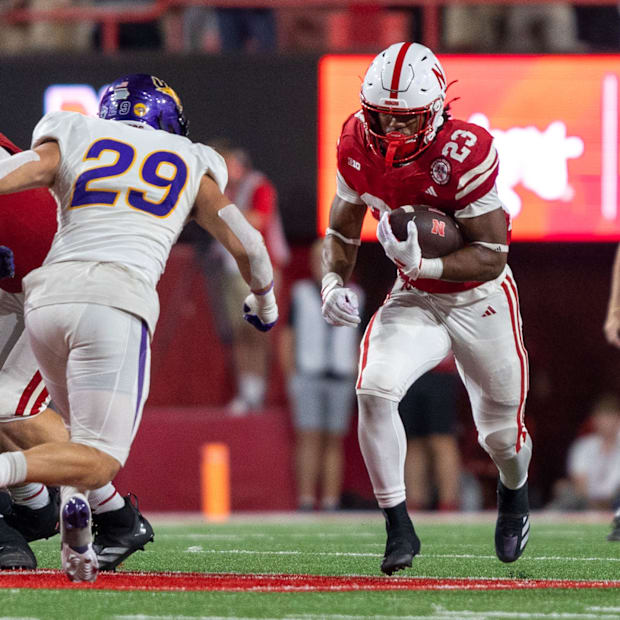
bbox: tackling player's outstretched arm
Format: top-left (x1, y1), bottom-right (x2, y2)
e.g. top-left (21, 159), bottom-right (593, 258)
top-left (0, 142), bottom-right (60, 194)
top-left (321, 195), bottom-right (366, 327)
top-left (192, 173), bottom-right (278, 331)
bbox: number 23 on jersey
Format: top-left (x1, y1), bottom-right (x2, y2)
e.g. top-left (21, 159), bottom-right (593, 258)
top-left (70, 138), bottom-right (188, 217)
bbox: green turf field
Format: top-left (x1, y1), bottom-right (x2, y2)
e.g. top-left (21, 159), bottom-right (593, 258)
top-left (2, 512), bottom-right (618, 619)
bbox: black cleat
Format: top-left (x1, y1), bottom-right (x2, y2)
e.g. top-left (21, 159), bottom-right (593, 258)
top-left (4, 486), bottom-right (60, 542)
top-left (0, 491), bottom-right (12, 516)
top-left (92, 494), bottom-right (154, 571)
top-left (607, 514), bottom-right (620, 542)
top-left (0, 516), bottom-right (36, 570)
top-left (380, 501), bottom-right (421, 576)
top-left (495, 480), bottom-right (530, 563)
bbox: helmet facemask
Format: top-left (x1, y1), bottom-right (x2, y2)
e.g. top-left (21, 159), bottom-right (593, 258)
top-left (361, 99), bottom-right (441, 167)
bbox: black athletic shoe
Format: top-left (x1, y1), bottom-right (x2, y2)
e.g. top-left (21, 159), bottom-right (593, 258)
top-left (0, 491), bottom-right (12, 516)
top-left (4, 487), bottom-right (60, 542)
top-left (92, 494), bottom-right (154, 571)
top-left (607, 515), bottom-right (620, 542)
top-left (0, 516), bottom-right (36, 570)
top-left (495, 480), bottom-right (530, 563)
top-left (380, 501), bottom-right (421, 576)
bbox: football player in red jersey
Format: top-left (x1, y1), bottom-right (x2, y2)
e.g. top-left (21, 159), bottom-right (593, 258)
top-left (0, 133), bottom-right (153, 571)
top-left (321, 42), bottom-right (532, 574)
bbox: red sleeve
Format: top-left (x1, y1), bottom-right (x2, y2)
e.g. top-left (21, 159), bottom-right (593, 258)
top-left (0, 189), bottom-right (57, 294)
top-left (336, 114), bottom-right (365, 194)
top-left (0, 134), bottom-right (58, 293)
top-left (449, 121), bottom-right (499, 208)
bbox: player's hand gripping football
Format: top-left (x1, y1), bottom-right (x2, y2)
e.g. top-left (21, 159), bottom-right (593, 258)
top-left (0, 246), bottom-right (15, 279)
top-left (321, 273), bottom-right (361, 327)
top-left (377, 211), bottom-right (422, 279)
top-left (243, 285), bottom-right (279, 332)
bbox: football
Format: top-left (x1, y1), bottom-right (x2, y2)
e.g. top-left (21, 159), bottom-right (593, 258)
top-left (388, 205), bottom-right (464, 258)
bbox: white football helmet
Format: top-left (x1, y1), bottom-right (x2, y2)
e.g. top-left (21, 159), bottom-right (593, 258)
top-left (361, 42), bottom-right (447, 166)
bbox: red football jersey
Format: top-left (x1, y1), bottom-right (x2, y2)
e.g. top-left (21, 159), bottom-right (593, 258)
top-left (0, 134), bottom-right (58, 294)
top-left (337, 112), bottom-right (506, 293)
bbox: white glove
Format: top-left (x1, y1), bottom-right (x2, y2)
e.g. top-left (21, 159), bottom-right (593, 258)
top-left (321, 273), bottom-right (360, 327)
top-left (377, 211), bottom-right (422, 279)
top-left (243, 286), bottom-right (279, 332)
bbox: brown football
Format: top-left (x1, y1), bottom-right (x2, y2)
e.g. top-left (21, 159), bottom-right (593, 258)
top-left (388, 205), bottom-right (464, 258)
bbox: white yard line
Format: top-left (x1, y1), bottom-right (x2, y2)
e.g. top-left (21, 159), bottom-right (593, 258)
top-left (148, 511), bottom-right (614, 526)
top-left (160, 532), bottom-right (377, 540)
top-left (180, 546), bottom-right (620, 563)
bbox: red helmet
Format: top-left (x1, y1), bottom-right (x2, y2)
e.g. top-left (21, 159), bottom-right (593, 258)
top-left (361, 42), bottom-right (447, 166)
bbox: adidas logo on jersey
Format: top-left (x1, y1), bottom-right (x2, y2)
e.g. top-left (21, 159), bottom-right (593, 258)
top-left (482, 306), bottom-right (497, 317)
top-left (424, 186), bottom-right (438, 197)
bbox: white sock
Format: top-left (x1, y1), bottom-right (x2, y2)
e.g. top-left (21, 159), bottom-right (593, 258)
top-left (10, 483), bottom-right (49, 510)
top-left (88, 483), bottom-right (124, 515)
top-left (239, 374), bottom-right (266, 407)
top-left (494, 433), bottom-right (533, 490)
top-left (357, 395), bottom-right (407, 508)
top-left (0, 452), bottom-right (27, 488)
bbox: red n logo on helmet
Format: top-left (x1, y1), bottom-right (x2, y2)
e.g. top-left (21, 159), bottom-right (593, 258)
top-left (432, 64), bottom-right (446, 90)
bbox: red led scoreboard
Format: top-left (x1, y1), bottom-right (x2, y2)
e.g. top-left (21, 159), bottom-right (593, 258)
top-left (318, 55), bottom-right (620, 242)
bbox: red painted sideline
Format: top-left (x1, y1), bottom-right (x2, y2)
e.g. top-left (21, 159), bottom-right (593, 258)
top-left (0, 571), bottom-right (618, 592)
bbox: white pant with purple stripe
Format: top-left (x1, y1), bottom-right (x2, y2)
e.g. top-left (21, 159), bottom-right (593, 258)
top-left (25, 303), bottom-right (150, 466)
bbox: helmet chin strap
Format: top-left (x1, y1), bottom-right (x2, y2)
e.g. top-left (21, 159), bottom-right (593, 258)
top-left (384, 131), bottom-right (407, 169)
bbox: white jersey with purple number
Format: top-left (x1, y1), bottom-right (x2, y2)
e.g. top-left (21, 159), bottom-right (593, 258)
top-left (23, 111), bottom-right (227, 333)
top-left (32, 110), bottom-right (226, 286)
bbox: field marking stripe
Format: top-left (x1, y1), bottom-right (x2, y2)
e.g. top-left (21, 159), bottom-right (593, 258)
top-left (181, 547), bottom-right (620, 562)
top-left (112, 615), bottom-right (620, 620)
top-left (0, 571), bottom-right (618, 592)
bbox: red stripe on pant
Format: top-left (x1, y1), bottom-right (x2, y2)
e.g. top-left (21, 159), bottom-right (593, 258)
top-left (15, 372), bottom-right (42, 416)
top-left (29, 387), bottom-right (49, 417)
top-left (501, 278), bottom-right (528, 453)
top-left (356, 313), bottom-right (378, 390)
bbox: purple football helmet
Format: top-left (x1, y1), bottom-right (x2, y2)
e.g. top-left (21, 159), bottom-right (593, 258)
top-left (98, 74), bottom-right (189, 136)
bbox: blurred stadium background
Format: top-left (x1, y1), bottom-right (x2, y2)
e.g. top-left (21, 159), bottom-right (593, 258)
top-left (1, 0), bottom-right (619, 516)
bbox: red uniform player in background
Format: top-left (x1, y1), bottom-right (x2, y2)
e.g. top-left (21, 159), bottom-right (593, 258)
top-left (321, 42), bottom-right (531, 574)
top-left (0, 133), bottom-right (153, 570)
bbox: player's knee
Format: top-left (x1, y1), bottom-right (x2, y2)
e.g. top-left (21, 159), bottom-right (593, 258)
top-left (358, 393), bottom-right (395, 420)
top-left (479, 427), bottom-right (519, 460)
top-left (357, 363), bottom-right (401, 399)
